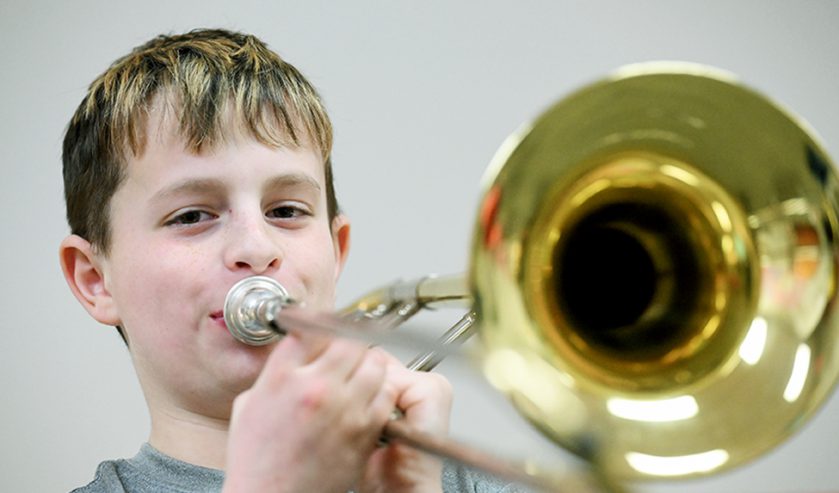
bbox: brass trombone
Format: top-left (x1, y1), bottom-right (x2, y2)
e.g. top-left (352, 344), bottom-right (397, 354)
top-left (224, 62), bottom-right (839, 491)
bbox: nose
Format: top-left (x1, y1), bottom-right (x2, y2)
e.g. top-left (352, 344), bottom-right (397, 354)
top-left (223, 212), bottom-right (281, 275)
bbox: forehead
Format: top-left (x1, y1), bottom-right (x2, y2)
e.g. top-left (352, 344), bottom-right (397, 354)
top-left (118, 103), bottom-right (326, 194)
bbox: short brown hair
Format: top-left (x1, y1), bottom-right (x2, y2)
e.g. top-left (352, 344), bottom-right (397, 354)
top-left (63, 28), bottom-right (338, 253)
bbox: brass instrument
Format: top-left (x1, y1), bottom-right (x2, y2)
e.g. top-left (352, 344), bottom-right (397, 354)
top-left (224, 62), bottom-right (839, 490)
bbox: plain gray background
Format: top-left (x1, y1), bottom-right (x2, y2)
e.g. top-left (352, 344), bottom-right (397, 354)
top-left (2, 1), bottom-right (838, 492)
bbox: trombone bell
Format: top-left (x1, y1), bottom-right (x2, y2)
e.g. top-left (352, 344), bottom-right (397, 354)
top-left (471, 63), bottom-right (839, 479)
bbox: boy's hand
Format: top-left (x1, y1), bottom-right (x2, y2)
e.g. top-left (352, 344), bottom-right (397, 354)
top-left (223, 334), bottom-right (396, 493)
top-left (358, 359), bottom-right (453, 493)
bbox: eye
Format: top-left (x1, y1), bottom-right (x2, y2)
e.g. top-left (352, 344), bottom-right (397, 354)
top-left (165, 209), bottom-right (216, 226)
top-left (266, 204), bottom-right (310, 220)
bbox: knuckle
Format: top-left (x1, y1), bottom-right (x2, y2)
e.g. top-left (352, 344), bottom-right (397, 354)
top-left (429, 372), bottom-right (453, 393)
top-left (298, 376), bottom-right (331, 411)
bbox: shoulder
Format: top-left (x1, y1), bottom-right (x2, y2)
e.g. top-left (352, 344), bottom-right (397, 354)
top-left (69, 460), bottom-right (127, 493)
top-left (70, 444), bottom-right (224, 493)
top-left (441, 460), bottom-right (534, 493)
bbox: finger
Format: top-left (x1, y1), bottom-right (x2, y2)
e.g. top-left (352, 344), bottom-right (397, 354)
top-left (344, 348), bottom-right (391, 407)
top-left (384, 365), bottom-right (453, 434)
top-left (307, 337), bottom-right (371, 380)
top-left (370, 346), bottom-right (403, 367)
top-left (291, 330), bottom-right (334, 362)
top-left (251, 334), bottom-right (309, 389)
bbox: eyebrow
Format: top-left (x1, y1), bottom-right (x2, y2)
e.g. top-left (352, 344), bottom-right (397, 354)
top-left (150, 173), bottom-right (322, 204)
top-left (150, 177), bottom-right (226, 204)
top-left (263, 173), bottom-right (322, 195)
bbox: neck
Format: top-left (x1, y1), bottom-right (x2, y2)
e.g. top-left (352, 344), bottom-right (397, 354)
top-left (148, 405), bottom-right (231, 470)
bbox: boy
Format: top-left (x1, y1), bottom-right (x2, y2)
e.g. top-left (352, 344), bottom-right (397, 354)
top-left (59, 28), bottom-right (514, 492)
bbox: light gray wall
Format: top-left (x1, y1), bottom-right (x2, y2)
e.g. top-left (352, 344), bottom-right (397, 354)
top-left (2, 1), bottom-right (837, 492)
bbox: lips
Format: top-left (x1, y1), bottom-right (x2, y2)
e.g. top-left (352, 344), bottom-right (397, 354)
top-left (210, 310), bottom-right (226, 328)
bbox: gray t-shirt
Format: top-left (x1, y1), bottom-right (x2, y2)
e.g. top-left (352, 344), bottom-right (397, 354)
top-left (71, 443), bottom-right (525, 492)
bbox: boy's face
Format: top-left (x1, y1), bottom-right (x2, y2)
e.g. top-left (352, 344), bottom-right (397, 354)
top-left (90, 114), bottom-right (349, 418)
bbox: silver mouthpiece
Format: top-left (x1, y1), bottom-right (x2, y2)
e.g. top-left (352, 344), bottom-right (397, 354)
top-left (223, 276), bottom-right (291, 346)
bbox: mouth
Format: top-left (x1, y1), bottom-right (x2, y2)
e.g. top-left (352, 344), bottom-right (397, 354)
top-left (210, 310), bottom-right (227, 328)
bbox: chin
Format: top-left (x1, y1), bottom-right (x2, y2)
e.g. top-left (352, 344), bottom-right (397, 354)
top-left (220, 344), bottom-right (273, 385)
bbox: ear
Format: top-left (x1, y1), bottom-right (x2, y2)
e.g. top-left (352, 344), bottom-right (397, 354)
top-left (59, 235), bottom-right (121, 326)
top-left (330, 214), bottom-right (351, 280)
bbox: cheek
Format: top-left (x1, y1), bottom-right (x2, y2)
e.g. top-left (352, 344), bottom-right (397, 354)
top-left (289, 231), bottom-right (340, 308)
top-left (108, 240), bottom-right (208, 336)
